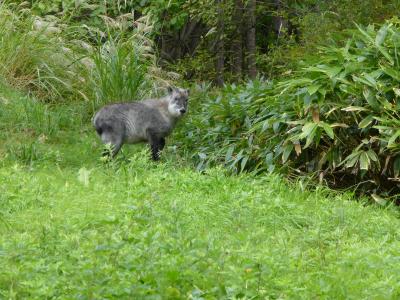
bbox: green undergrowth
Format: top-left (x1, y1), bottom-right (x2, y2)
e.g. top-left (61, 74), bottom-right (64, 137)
top-left (2, 83), bottom-right (400, 299)
top-left (178, 20), bottom-right (400, 197)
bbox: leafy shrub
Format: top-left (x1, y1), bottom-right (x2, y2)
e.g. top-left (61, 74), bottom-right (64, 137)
top-left (179, 19), bottom-right (400, 196)
top-left (271, 20), bottom-right (400, 194)
top-left (175, 80), bottom-right (276, 172)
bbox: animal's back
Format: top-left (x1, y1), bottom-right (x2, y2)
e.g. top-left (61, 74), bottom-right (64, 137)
top-left (93, 100), bottom-right (171, 143)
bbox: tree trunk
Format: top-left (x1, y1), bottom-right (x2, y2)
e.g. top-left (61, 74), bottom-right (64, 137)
top-left (231, 0), bottom-right (243, 81)
top-left (215, 0), bottom-right (225, 86)
top-left (246, 0), bottom-right (256, 79)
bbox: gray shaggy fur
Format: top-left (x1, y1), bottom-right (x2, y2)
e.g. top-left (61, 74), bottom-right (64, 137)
top-left (93, 87), bottom-right (189, 160)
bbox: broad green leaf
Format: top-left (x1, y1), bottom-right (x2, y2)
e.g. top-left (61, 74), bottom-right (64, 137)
top-left (358, 115), bottom-right (374, 128)
top-left (344, 38), bottom-right (352, 55)
top-left (336, 77), bottom-right (352, 85)
top-left (302, 123), bottom-right (317, 134)
top-left (307, 84), bottom-right (321, 96)
top-left (331, 123), bottom-right (349, 128)
top-left (371, 194), bottom-right (388, 205)
top-left (299, 123), bottom-right (318, 139)
top-left (345, 62), bottom-right (363, 73)
top-left (388, 130), bottom-right (400, 148)
top-left (305, 126), bottom-right (318, 149)
top-left (279, 78), bottom-right (313, 94)
top-left (352, 75), bottom-right (376, 88)
top-left (363, 73), bottom-right (377, 88)
top-left (305, 65), bottom-right (342, 78)
top-left (273, 121), bottom-right (280, 133)
top-left (359, 152), bottom-right (370, 170)
top-left (377, 45), bottom-right (395, 65)
top-left (375, 24), bottom-right (388, 46)
top-left (286, 120), bottom-right (307, 125)
top-left (363, 88), bottom-right (380, 110)
top-left (370, 69), bottom-right (383, 79)
top-left (225, 145), bottom-right (235, 162)
top-left (314, 127), bottom-right (322, 147)
top-left (367, 149), bottom-right (378, 162)
top-left (341, 149), bottom-right (362, 166)
top-left (303, 93), bottom-right (312, 107)
top-left (373, 125), bottom-right (393, 131)
top-left (282, 143), bottom-right (294, 163)
top-left (319, 122), bottom-right (334, 139)
top-left (319, 88), bottom-right (327, 98)
top-left (381, 65), bottom-right (400, 81)
top-left (356, 24), bottom-right (374, 44)
top-left (287, 125), bottom-right (302, 134)
top-left (240, 155), bottom-right (249, 172)
top-left (339, 83), bottom-right (358, 95)
top-left (345, 152), bottom-right (360, 168)
top-left (342, 106), bottom-right (369, 112)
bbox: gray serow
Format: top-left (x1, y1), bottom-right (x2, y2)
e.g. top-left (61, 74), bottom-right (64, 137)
top-left (93, 87), bottom-right (189, 160)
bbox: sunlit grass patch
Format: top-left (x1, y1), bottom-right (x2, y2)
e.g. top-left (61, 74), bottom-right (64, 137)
top-left (1, 149), bottom-right (400, 298)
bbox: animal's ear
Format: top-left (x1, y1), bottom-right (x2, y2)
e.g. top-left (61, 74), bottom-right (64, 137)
top-left (185, 89), bottom-right (190, 97)
top-left (167, 86), bottom-right (174, 94)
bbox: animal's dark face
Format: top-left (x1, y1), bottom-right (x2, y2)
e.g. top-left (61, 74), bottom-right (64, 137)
top-left (167, 87), bottom-right (189, 117)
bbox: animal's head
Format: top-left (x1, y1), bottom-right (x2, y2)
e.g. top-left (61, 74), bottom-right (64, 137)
top-left (167, 86), bottom-right (189, 118)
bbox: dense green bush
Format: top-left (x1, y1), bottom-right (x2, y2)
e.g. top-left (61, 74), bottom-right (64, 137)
top-left (274, 19), bottom-right (400, 194)
top-left (175, 81), bottom-right (277, 173)
top-left (179, 20), bottom-right (400, 196)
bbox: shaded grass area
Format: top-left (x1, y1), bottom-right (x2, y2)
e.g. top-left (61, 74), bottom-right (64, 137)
top-left (1, 85), bottom-right (400, 299)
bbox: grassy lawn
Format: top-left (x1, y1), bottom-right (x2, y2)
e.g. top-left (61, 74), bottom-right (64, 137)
top-left (1, 85), bottom-right (400, 299)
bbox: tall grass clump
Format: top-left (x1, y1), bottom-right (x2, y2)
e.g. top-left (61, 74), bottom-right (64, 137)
top-left (89, 14), bottom-right (170, 107)
top-left (179, 19), bottom-right (400, 197)
top-left (0, 3), bottom-right (89, 102)
top-left (0, 4), bottom-right (171, 108)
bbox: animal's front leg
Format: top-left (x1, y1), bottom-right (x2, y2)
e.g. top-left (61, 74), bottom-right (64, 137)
top-left (147, 129), bottom-right (164, 161)
top-left (149, 139), bottom-right (163, 161)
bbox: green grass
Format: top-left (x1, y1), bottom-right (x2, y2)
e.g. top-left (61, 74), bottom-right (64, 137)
top-left (1, 84), bottom-right (400, 299)
top-left (0, 5), bottom-right (163, 107)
